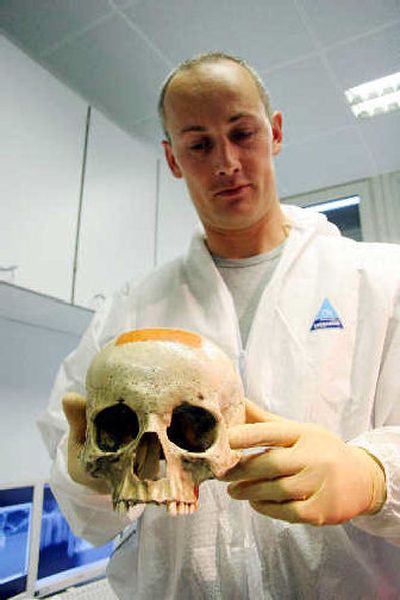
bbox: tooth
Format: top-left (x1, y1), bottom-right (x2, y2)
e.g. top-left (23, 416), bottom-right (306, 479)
top-left (167, 501), bottom-right (177, 516)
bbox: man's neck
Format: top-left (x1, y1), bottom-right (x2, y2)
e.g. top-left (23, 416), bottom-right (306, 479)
top-left (204, 207), bottom-right (289, 259)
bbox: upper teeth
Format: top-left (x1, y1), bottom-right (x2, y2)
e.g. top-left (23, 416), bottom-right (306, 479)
top-left (166, 500), bottom-right (198, 516)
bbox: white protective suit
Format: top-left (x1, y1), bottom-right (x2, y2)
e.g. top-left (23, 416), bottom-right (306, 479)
top-left (39, 205), bottom-right (400, 600)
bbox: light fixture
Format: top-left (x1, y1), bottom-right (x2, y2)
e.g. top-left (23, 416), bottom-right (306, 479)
top-left (345, 72), bottom-right (400, 119)
top-left (305, 196), bottom-right (360, 213)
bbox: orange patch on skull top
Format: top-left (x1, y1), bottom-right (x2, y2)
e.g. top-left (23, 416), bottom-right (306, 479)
top-left (115, 328), bottom-right (202, 348)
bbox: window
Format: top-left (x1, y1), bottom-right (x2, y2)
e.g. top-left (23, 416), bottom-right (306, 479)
top-left (304, 196), bottom-right (362, 241)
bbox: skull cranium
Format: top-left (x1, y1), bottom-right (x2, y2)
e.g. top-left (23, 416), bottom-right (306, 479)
top-left (81, 329), bottom-right (245, 516)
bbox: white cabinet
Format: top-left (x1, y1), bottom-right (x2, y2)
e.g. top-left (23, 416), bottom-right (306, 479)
top-left (1, 36), bottom-right (87, 302)
top-left (2, 38), bottom-right (160, 307)
top-left (74, 109), bottom-right (158, 307)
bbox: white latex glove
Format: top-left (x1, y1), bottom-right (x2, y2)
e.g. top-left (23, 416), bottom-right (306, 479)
top-left (221, 399), bottom-right (386, 526)
top-left (62, 393), bottom-right (110, 494)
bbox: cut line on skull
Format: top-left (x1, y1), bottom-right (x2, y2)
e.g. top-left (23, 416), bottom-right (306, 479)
top-left (81, 328), bottom-right (245, 517)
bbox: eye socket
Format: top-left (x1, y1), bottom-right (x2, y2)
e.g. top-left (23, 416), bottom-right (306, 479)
top-left (94, 404), bottom-right (139, 452)
top-left (167, 402), bottom-right (217, 453)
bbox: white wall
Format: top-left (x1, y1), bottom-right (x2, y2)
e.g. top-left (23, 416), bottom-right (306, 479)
top-left (156, 160), bottom-right (201, 265)
top-left (0, 319), bottom-right (80, 482)
top-left (0, 283), bottom-right (93, 482)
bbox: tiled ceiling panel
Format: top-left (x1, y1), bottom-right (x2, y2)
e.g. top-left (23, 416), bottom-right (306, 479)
top-left (0, 0), bottom-right (112, 55)
top-left (358, 111), bottom-right (400, 174)
top-left (124, 0), bottom-right (315, 72)
top-left (325, 21), bottom-right (400, 89)
top-left (263, 54), bottom-right (354, 145)
top-left (43, 12), bottom-right (169, 126)
top-left (299, 0), bottom-right (400, 48)
top-left (276, 127), bottom-right (375, 196)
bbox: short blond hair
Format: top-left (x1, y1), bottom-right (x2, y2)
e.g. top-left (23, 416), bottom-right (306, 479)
top-left (158, 51), bottom-right (272, 140)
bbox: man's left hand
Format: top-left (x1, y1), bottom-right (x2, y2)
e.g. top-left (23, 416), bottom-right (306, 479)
top-left (220, 399), bottom-right (386, 526)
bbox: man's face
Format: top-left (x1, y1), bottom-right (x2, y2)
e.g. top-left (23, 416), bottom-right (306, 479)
top-left (162, 61), bottom-right (282, 233)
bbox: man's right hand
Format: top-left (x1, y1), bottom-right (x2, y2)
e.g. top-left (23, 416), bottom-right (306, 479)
top-left (62, 393), bottom-right (110, 494)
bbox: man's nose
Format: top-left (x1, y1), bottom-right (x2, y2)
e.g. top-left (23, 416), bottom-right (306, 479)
top-left (214, 140), bottom-right (241, 176)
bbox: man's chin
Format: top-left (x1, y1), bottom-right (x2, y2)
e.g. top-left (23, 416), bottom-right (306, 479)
top-left (203, 214), bottom-right (264, 235)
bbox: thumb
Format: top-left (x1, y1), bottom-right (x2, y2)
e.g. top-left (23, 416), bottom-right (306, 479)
top-left (62, 393), bottom-right (109, 494)
top-left (62, 393), bottom-right (87, 444)
top-left (244, 397), bottom-right (285, 424)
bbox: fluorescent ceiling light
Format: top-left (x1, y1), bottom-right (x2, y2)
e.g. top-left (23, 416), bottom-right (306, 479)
top-left (345, 72), bottom-right (400, 119)
top-left (305, 196), bottom-right (359, 213)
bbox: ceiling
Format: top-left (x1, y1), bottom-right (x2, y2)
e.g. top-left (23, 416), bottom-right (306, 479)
top-left (1, 0), bottom-right (400, 198)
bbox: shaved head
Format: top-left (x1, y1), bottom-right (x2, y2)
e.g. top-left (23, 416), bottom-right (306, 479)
top-left (159, 52), bottom-right (272, 141)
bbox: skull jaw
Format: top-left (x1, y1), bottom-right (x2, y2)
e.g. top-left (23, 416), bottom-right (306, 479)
top-left (83, 446), bottom-right (243, 518)
top-left (111, 448), bottom-right (242, 518)
top-left (82, 449), bottom-right (207, 517)
top-left (114, 474), bottom-right (201, 517)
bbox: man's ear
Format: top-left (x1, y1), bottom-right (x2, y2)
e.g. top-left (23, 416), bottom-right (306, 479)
top-left (271, 111), bottom-right (283, 156)
top-left (162, 140), bottom-right (183, 178)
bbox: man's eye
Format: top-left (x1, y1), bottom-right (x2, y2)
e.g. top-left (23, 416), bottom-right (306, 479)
top-left (233, 130), bottom-right (254, 141)
top-left (189, 139), bottom-right (211, 152)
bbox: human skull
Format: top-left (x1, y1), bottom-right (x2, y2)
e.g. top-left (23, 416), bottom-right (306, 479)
top-left (82, 328), bottom-right (245, 517)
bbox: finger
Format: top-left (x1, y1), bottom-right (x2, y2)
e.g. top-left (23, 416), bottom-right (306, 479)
top-left (228, 421), bottom-right (301, 450)
top-left (221, 447), bottom-right (302, 481)
top-left (250, 499), bottom-right (305, 523)
top-left (244, 398), bottom-right (286, 424)
top-left (249, 499), bottom-right (324, 526)
top-left (62, 393), bottom-right (87, 444)
top-left (228, 472), bottom-right (311, 503)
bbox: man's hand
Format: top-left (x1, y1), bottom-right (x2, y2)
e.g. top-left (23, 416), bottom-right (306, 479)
top-left (220, 399), bottom-right (386, 526)
top-left (62, 393), bottom-right (109, 494)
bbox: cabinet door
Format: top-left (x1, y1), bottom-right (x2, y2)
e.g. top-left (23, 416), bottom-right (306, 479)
top-left (75, 109), bottom-right (158, 307)
top-left (1, 37), bottom-right (87, 302)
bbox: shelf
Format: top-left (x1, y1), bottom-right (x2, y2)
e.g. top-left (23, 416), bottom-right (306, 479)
top-left (0, 282), bottom-right (93, 336)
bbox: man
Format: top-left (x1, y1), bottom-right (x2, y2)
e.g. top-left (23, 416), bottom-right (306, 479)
top-left (39, 53), bottom-right (400, 599)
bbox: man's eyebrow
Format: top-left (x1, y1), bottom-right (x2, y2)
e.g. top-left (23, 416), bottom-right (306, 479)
top-left (180, 125), bottom-right (206, 135)
top-left (228, 112), bottom-right (255, 122)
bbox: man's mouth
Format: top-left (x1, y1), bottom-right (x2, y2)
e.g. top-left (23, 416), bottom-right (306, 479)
top-left (214, 184), bottom-right (251, 198)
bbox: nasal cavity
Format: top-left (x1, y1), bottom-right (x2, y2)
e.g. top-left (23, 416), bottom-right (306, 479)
top-left (133, 432), bottom-right (165, 480)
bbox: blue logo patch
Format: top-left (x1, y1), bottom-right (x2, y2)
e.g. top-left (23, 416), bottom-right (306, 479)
top-left (310, 298), bottom-right (343, 331)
